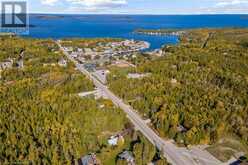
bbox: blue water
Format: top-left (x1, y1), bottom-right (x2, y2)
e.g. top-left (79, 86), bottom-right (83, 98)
top-left (28, 14), bottom-right (248, 50)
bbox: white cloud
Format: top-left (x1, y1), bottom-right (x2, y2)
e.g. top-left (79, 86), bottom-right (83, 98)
top-left (215, 0), bottom-right (248, 7)
top-left (66, 0), bottom-right (127, 11)
top-left (41, 0), bottom-right (59, 6)
top-left (40, 0), bottom-right (127, 11)
top-left (37, 0), bottom-right (248, 14)
top-left (208, 0), bottom-right (248, 14)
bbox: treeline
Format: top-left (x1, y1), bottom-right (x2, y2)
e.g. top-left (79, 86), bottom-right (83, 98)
top-left (108, 29), bottom-right (248, 148)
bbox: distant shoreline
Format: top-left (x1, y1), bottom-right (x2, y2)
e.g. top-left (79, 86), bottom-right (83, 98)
top-left (34, 15), bottom-right (65, 19)
top-left (29, 13), bottom-right (248, 16)
top-left (0, 32), bottom-right (16, 36)
top-left (134, 29), bottom-right (186, 36)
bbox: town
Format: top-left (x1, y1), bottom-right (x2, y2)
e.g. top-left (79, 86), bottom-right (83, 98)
top-left (59, 39), bottom-right (150, 84)
top-left (60, 39), bottom-right (149, 65)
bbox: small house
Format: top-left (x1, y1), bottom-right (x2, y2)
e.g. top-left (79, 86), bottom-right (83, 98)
top-left (118, 151), bottom-right (135, 165)
top-left (108, 136), bottom-right (119, 146)
top-left (58, 58), bottom-right (67, 67)
top-left (108, 135), bottom-right (124, 146)
top-left (78, 48), bottom-right (83, 52)
top-left (0, 59), bottom-right (13, 70)
top-left (79, 153), bottom-right (100, 165)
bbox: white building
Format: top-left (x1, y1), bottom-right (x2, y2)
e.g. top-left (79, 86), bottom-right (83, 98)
top-left (71, 52), bottom-right (78, 58)
top-left (0, 59), bottom-right (13, 70)
top-left (77, 48), bottom-right (83, 52)
top-left (58, 58), bottom-right (67, 67)
top-left (108, 136), bottom-right (119, 146)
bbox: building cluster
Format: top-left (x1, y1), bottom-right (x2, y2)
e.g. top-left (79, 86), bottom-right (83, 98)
top-left (0, 50), bottom-right (25, 79)
top-left (60, 39), bottom-right (150, 85)
top-left (79, 151), bottom-right (134, 165)
top-left (61, 39), bottom-right (150, 67)
top-left (42, 58), bottom-right (68, 68)
top-left (0, 58), bottom-right (24, 71)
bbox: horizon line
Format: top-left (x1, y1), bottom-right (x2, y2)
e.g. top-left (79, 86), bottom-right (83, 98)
top-left (29, 13), bottom-right (248, 15)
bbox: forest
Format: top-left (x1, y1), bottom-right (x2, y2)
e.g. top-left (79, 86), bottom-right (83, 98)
top-left (108, 29), bottom-right (248, 156)
top-left (0, 36), bottom-right (167, 164)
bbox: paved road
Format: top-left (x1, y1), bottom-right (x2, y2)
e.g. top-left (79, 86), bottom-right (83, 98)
top-left (57, 41), bottom-right (223, 165)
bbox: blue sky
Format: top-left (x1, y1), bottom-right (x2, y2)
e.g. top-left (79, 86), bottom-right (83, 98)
top-left (27, 0), bottom-right (248, 14)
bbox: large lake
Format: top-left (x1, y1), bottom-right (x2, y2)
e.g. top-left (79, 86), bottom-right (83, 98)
top-left (28, 14), bottom-right (248, 50)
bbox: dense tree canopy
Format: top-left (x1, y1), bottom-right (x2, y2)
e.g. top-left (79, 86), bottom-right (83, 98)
top-left (0, 36), bottom-right (165, 164)
top-left (108, 29), bottom-right (248, 150)
top-left (0, 37), bottom-right (129, 164)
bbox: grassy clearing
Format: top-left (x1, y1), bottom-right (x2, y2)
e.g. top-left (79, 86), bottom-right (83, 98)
top-left (206, 136), bottom-right (247, 162)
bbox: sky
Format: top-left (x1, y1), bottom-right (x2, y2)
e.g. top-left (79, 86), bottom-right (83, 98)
top-left (16, 0), bottom-right (248, 14)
